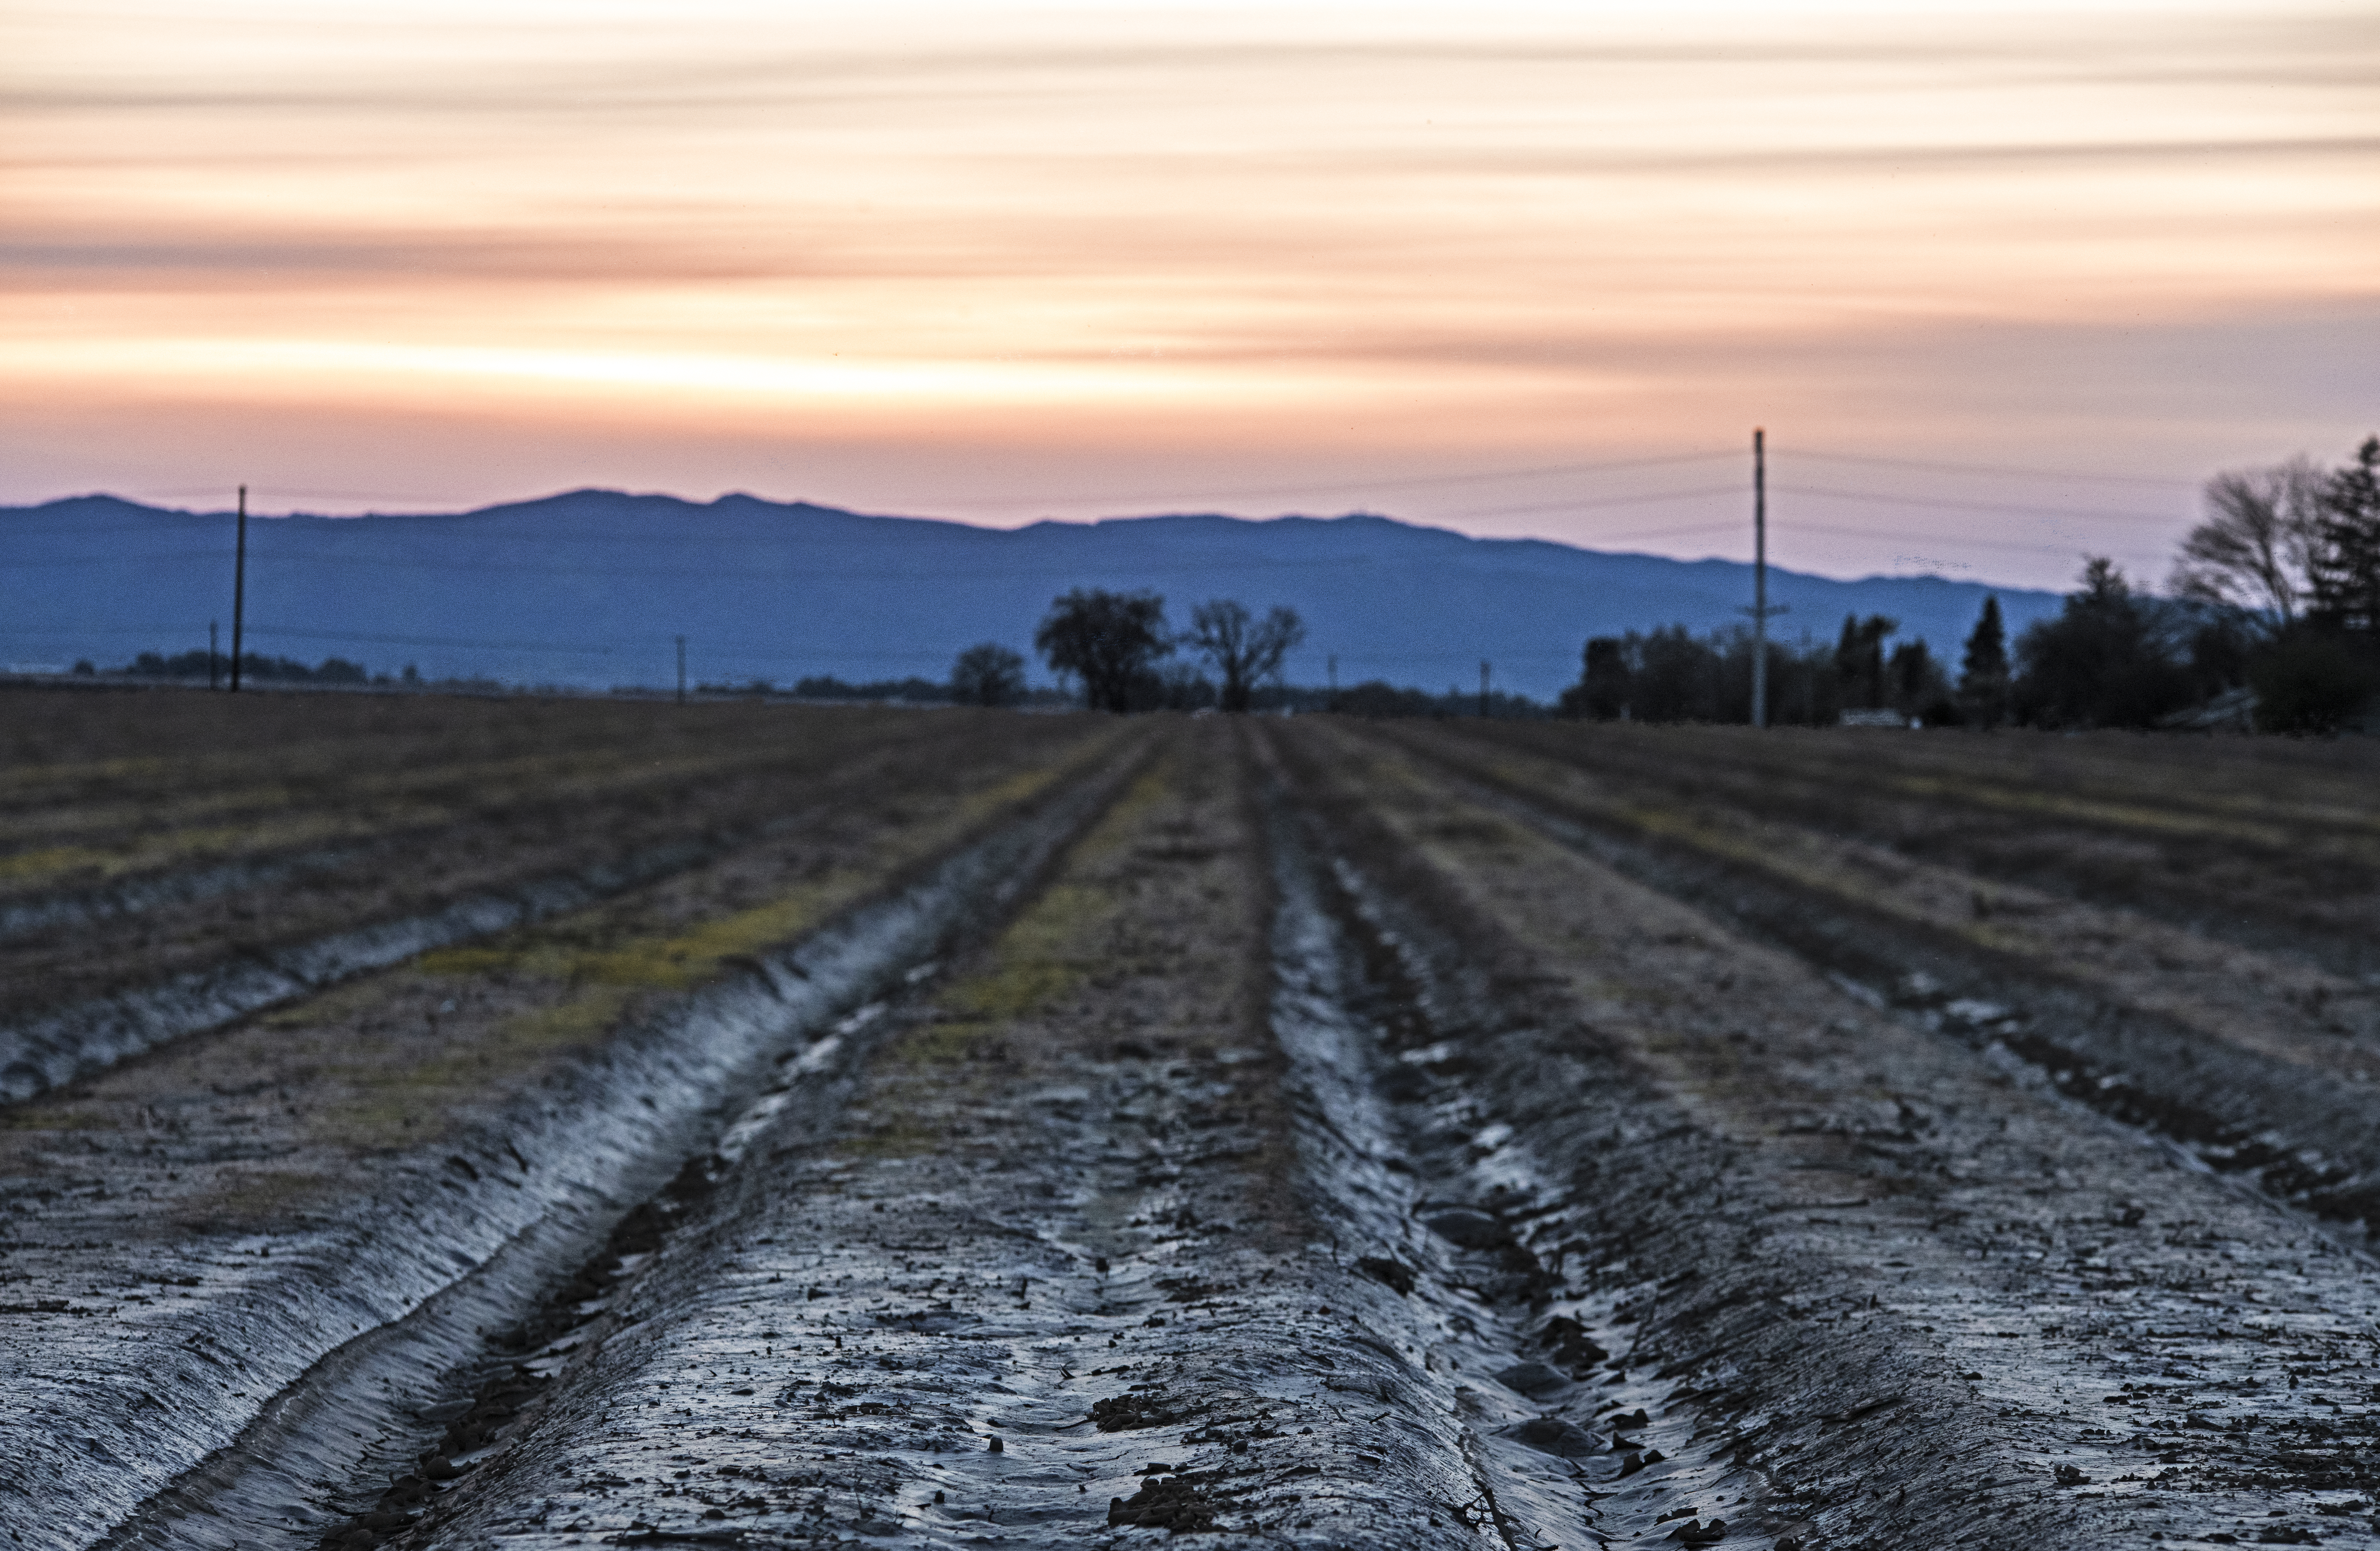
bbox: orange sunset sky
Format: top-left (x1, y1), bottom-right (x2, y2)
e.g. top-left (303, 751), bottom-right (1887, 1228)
top-left (6, 1), bottom-right (2375, 589)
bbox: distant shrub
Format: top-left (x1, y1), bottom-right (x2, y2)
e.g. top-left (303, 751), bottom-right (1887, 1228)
top-left (115, 649), bottom-right (372, 683)
top-left (2250, 632), bottom-right (2380, 734)
top-left (949, 643), bottom-right (1028, 707)
top-left (792, 674), bottom-right (949, 702)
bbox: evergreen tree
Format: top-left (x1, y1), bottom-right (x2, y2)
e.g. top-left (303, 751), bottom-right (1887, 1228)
top-left (2011, 559), bottom-right (2193, 728)
top-left (2309, 435), bottom-right (2380, 633)
top-left (1834, 615), bottom-right (1896, 709)
top-left (1959, 595), bottom-right (2010, 728)
top-left (1888, 639), bottom-right (1953, 722)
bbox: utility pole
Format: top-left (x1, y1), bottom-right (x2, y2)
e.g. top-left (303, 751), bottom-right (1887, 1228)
top-left (1327, 653), bottom-right (1338, 711)
top-left (1479, 660), bottom-right (1491, 719)
top-left (208, 621), bottom-right (219, 691)
top-left (229, 486), bottom-right (248, 692)
top-left (675, 635), bottom-right (687, 705)
top-left (1742, 430), bottom-right (1786, 728)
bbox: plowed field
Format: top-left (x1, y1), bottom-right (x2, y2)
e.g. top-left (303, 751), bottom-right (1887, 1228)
top-left (5, 688), bottom-right (2378, 1551)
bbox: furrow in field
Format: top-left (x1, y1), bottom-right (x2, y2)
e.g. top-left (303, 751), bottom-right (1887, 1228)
top-left (0, 719), bottom-right (881, 877)
top-left (0, 707), bottom-right (991, 990)
top-left (400, 724), bottom-right (1590, 1550)
top-left (1372, 721), bottom-right (2380, 1230)
top-left (0, 706), bottom-right (961, 949)
top-left (1275, 720), bottom-right (2380, 1550)
top-left (1442, 722), bottom-right (2380, 981)
top-left (0, 716), bottom-right (1104, 1095)
top-left (1467, 721), bottom-right (2380, 848)
top-left (0, 727), bottom-right (1140, 1551)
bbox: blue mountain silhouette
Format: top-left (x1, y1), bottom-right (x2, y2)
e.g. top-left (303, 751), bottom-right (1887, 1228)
top-left (2, 489), bottom-right (2063, 697)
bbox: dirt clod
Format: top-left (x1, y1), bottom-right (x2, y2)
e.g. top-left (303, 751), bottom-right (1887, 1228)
top-left (1090, 1394), bottom-right (1183, 1432)
top-left (1106, 1474), bottom-right (1220, 1533)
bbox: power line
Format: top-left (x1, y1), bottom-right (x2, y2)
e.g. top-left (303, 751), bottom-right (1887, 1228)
top-left (1775, 521), bottom-right (2171, 558)
top-left (1575, 519), bottom-right (1742, 546)
top-left (1770, 483), bottom-right (2184, 525)
top-left (89, 449), bottom-right (1743, 517)
top-left (1446, 483), bottom-right (1748, 520)
top-left (934, 449), bottom-right (1745, 507)
top-left (1, 510), bottom-right (2148, 579)
top-left (3, 476), bottom-right (1750, 546)
top-left (1785, 447), bottom-right (2197, 489)
top-left (123, 485), bottom-right (463, 502)
top-left (243, 625), bottom-right (615, 655)
top-left (7, 546), bottom-right (232, 567)
top-left (237, 548), bottom-right (1392, 581)
top-left (249, 625), bottom-right (973, 664)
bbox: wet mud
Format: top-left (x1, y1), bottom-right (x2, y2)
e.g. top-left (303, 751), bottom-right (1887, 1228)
top-left (1276, 721), bottom-right (2380, 1549)
top-left (1365, 722), bottom-right (2380, 1237)
top-left (374, 724), bottom-right (1648, 1548)
top-left (2, 728), bottom-right (1138, 1550)
top-left (14, 706), bottom-right (2380, 1551)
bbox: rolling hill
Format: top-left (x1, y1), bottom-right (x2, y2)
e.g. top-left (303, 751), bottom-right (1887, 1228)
top-left (2, 489), bottom-right (2065, 699)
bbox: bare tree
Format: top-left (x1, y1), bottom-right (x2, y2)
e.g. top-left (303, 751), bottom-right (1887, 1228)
top-left (949, 642), bottom-right (1026, 707)
top-left (2170, 458), bottom-right (2324, 628)
top-left (1184, 600), bottom-right (1304, 713)
top-left (1034, 589), bottom-right (1169, 713)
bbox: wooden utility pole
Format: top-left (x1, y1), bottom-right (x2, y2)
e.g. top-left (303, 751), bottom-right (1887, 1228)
top-left (208, 621), bottom-right (219, 690)
top-left (1479, 660), bottom-right (1491, 718)
top-left (675, 635), bottom-right (687, 705)
top-left (1743, 430), bottom-right (1786, 728)
top-left (1327, 653), bottom-right (1338, 711)
top-left (229, 486), bottom-right (248, 692)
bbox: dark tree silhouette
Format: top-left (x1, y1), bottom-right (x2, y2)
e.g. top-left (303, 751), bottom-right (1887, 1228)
top-left (1183, 600), bottom-right (1304, 712)
top-left (1559, 637), bottom-right (1632, 720)
top-left (1835, 615), bottom-right (1897, 710)
top-left (2013, 559), bottom-right (2194, 728)
top-left (1959, 596), bottom-right (2010, 728)
top-left (1034, 589), bottom-right (1170, 713)
top-left (949, 642), bottom-right (1027, 707)
top-left (2310, 435), bottom-right (2380, 633)
top-left (1888, 639), bottom-right (1953, 722)
top-left (2170, 458), bottom-right (2323, 628)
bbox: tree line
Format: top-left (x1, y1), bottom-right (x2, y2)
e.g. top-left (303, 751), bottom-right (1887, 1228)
top-left (73, 649), bottom-right (374, 685)
top-left (1561, 434), bottom-right (2380, 733)
top-left (52, 432), bottom-right (2373, 730)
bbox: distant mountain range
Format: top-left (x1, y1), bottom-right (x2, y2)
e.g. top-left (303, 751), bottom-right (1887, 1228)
top-left (2, 490), bottom-right (2065, 699)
